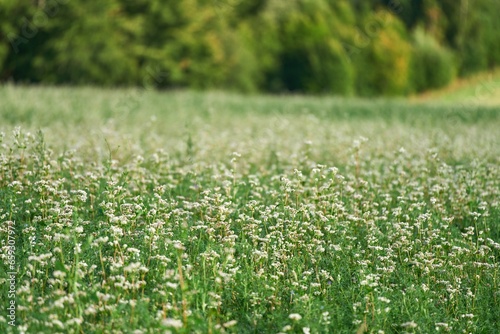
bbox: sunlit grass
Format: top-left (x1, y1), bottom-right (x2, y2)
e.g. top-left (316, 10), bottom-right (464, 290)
top-left (414, 68), bottom-right (500, 105)
top-left (0, 85), bottom-right (499, 333)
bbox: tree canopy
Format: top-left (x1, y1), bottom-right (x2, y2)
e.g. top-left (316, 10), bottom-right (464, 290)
top-left (1, 0), bottom-right (499, 95)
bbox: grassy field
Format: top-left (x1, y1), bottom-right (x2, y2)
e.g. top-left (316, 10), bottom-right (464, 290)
top-left (0, 85), bottom-right (499, 333)
top-left (414, 68), bottom-right (500, 105)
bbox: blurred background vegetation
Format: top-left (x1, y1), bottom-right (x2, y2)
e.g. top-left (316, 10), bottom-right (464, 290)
top-left (1, 0), bottom-right (499, 96)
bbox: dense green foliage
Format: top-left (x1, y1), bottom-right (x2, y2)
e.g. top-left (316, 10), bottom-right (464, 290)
top-left (0, 86), bottom-right (499, 333)
top-left (1, 0), bottom-right (499, 95)
top-left (410, 28), bottom-right (456, 92)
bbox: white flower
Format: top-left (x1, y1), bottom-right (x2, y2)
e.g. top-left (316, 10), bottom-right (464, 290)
top-left (52, 319), bottom-right (64, 328)
top-left (53, 271), bottom-right (66, 279)
top-left (289, 313), bottom-right (302, 321)
top-left (162, 318), bottom-right (183, 328)
top-left (166, 282), bottom-right (178, 289)
top-left (400, 321), bottom-right (418, 328)
top-left (377, 296), bottom-right (391, 303)
top-left (223, 320), bottom-right (238, 328)
top-left (173, 241), bottom-right (185, 250)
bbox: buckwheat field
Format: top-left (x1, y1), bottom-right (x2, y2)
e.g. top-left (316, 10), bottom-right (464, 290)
top-left (1, 86), bottom-right (499, 333)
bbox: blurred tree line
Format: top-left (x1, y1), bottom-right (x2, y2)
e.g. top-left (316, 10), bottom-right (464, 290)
top-left (0, 0), bottom-right (499, 96)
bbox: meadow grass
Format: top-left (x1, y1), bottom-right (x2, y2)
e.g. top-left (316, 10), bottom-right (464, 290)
top-left (0, 85), bottom-right (499, 333)
top-left (413, 68), bottom-right (500, 105)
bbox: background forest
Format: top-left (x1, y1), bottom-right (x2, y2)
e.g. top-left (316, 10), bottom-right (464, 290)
top-left (1, 0), bottom-right (499, 96)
